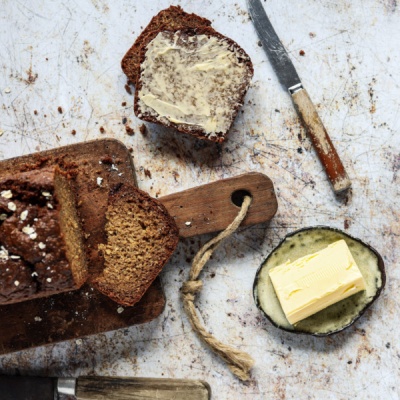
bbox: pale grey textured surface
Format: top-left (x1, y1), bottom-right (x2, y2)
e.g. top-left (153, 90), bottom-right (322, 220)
top-left (0, 1), bottom-right (399, 399)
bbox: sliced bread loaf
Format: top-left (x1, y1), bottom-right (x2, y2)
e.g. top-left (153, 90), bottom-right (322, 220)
top-left (94, 184), bottom-right (179, 306)
top-left (0, 166), bottom-right (87, 304)
top-left (134, 27), bottom-right (254, 142)
top-left (121, 5), bottom-right (212, 84)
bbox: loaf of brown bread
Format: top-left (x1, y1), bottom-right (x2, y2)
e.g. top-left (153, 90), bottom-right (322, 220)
top-left (0, 167), bottom-right (87, 305)
top-left (121, 5), bottom-right (212, 84)
top-left (94, 184), bottom-right (179, 306)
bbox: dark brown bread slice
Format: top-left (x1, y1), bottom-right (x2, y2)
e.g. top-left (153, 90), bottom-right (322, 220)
top-left (121, 5), bottom-right (212, 84)
top-left (94, 184), bottom-right (179, 306)
top-left (134, 26), bottom-right (254, 143)
top-left (0, 167), bottom-right (87, 305)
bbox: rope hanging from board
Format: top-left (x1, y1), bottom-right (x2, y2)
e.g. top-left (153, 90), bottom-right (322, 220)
top-left (181, 195), bottom-right (254, 381)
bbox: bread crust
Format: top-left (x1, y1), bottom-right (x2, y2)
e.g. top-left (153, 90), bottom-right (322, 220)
top-left (121, 5), bottom-right (212, 84)
top-left (134, 26), bottom-right (254, 143)
top-left (93, 184), bottom-right (179, 306)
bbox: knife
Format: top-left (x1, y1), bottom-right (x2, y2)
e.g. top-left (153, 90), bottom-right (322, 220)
top-left (247, 0), bottom-right (351, 194)
top-left (0, 375), bottom-right (211, 400)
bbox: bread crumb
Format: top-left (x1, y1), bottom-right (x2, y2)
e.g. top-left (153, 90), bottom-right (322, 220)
top-left (121, 101), bottom-right (127, 106)
top-left (117, 307), bottom-right (124, 314)
top-left (71, 129), bottom-right (76, 135)
top-left (139, 124), bottom-right (147, 135)
top-left (34, 110), bottom-right (38, 115)
top-left (34, 316), bottom-right (42, 322)
top-left (125, 125), bottom-right (134, 136)
top-left (299, 50), bottom-right (305, 56)
top-left (124, 83), bottom-right (132, 95)
top-left (99, 126), bottom-right (105, 134)
top-left (58, 106), bottom-right (63, 114)
top-left (144, 169), bottom-right (152, 178)
top-left (7, 202), bottom-right (16, 211)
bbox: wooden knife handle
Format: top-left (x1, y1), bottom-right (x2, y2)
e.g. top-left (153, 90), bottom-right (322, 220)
top-left (76, 376), bottom-right (211, 400)
top-left (159, 172), bottom-right (278, 238)
top-left (291, 88), bottom-right (351, 194)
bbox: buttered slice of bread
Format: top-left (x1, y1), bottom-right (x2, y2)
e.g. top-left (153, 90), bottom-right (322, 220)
top-left (121, 5), bottom-right (212, 85)
top-left (134, 27), bottom-right (253, 143)
top-left (94, 184), bottom-right (179, 307)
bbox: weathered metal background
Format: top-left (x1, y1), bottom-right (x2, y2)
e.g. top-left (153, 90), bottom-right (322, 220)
top-left (0, 0), bottom-right (399, 399)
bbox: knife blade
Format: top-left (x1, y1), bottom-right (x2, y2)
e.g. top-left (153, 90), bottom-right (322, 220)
top-left (0, 375), bottom-right (211, 400)
top-left (247, 0), bottom-right (351, 194)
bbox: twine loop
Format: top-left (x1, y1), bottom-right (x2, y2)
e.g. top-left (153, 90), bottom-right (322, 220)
top-left (181, 195), bottom-right (254, 381)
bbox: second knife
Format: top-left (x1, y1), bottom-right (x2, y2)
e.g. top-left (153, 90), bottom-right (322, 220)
top-left (247, 0), bottom-right (351, 194)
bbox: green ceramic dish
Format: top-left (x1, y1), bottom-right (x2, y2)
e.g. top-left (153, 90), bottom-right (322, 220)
top-left (253, 226), bottom-right (385, 336)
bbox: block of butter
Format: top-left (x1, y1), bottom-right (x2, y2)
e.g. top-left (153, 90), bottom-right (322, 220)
top-left (269, 239), bottom-right (366, 325)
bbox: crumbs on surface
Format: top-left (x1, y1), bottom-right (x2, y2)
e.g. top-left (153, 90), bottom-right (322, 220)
top-left (99, 126), bottom-right (105, 134)
top-left (139, 124), bottom-right (147, 135)
top-left (124, 83), bottom-right (132, 95)
top-left (299, 50), bottom-right (305, 56)
top-left (58, 106), bottom-right (63, 114)
top-left (125, 125), bottom-right (134, 136)
top-left (71, 129), bottom-right (76, 135)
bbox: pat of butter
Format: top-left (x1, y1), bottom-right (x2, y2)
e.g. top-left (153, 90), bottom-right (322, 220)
top-left (269, 240), bottom-right (366, 325)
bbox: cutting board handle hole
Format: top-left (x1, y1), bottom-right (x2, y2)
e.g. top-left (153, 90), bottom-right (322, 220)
top-left (231, 189), bottom-right (252, 207)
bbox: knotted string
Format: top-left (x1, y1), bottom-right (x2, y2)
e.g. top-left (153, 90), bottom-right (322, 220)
top-left (181, 195), bottom-right (254, 381)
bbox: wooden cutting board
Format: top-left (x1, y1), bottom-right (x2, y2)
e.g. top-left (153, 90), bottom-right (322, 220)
top-left (0, 139), bottom-right (278, 355)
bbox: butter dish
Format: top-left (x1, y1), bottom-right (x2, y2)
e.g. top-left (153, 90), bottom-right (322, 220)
top-left (253, 226), bottom-right (385, 336)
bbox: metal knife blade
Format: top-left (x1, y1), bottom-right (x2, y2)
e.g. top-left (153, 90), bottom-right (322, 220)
top-left (247, 0), bottom-right (351, 194)
top-left (247, 0), bottom-right (301, 90)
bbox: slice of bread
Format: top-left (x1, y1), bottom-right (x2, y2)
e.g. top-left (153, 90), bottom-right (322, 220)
top-left (134, 27), bottom-right (253, 142)
top-left (121, 5), bottom-right (212, 84)
top-left (94, 184), bottom-right (179, 306)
